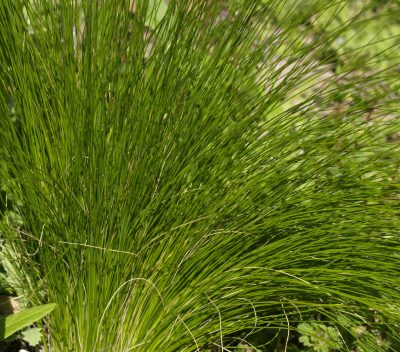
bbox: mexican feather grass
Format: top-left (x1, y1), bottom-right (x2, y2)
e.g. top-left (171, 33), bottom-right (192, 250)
top-left (0, 0), bottom-right (399, 350)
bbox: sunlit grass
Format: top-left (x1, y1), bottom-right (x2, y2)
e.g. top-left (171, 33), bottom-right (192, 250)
top-left (0, 0), bottom-right (399, 351)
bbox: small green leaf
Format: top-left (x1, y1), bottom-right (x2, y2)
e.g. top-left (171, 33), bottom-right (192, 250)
top-left (298, 322), bottom-right (343, 352)
top-left (0, 303), bottom-right (56, 341)
top-left (21, 327), bottom-right (42, 346)
top-left (145, 0), bottom-right (168, 29)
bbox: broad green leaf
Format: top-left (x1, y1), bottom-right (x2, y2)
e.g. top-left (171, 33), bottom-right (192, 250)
top-left (0, 303), bottom-right (56, 340)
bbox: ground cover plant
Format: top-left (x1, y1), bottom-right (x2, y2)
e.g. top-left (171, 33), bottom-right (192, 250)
top-left (0, 0), bottom-right (399, 351)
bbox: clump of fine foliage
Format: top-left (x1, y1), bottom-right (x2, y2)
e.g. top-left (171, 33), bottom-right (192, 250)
top-left (0, 0), bottom-right (399, 351)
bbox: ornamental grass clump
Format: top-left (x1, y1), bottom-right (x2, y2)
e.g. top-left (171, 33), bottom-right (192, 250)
top-left (0, 0), bottom-right (399, 351)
